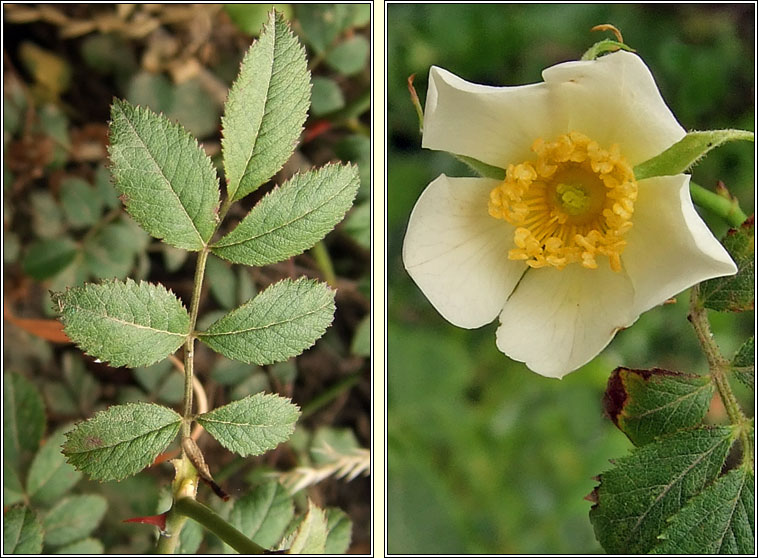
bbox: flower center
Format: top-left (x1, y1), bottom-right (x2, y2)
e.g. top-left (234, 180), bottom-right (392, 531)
top-left (488, 131), bottom-right (638, 272)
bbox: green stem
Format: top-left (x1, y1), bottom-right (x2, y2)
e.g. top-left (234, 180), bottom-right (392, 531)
top-left (690, 181), bottom-right (748, 228)
top-left (174, 498), bottom-right (267, 554)
top-left (688, 286), bottom-right (753, 471)
top-left (311, 240), bottom-right (337, 287)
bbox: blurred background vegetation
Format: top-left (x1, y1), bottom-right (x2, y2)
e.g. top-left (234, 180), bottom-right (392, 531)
top-left (387, 4), bottom-right (754, 554)
top-left (4, 4), bottom-right (370, 554)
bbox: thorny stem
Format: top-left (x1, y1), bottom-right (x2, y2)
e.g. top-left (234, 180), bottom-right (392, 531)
top-left (159, 247), bottom-right (210, 553)
top-left (689, 286), bottom-right (753, 471)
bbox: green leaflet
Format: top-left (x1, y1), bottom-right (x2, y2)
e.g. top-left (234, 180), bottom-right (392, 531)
top-left (4, 463), bottom-right (24, 506)
top-left (53, 278), bottom-right (190, 368)
top-left (324, 508), bottom-right (353, 554)
top-left (222, 11), bottom-right (310, 202)
top-left (589, 426), bottom-right (737, 554)
top-left (732, 337), bottom-right (754, 390)
top-left (108, 98), bottom-right (220, 250)
top-left (62, 402), bottom-right (182, 481)
top-left (652, 467), bottom-right (754, 554)
top-left (196, 393), bottom-right (300, 457)
top-left (698, 218), bottom-right (754, 312)
top-left (212, 164), bottom-right (360, 266)
top-left (60, 177), bottom-right (102, 229)
top-left (53, 538), bottom-right (105, 554)
top-left (633, 129), bottom-right (754, 181)
top-left (27, 427), bottom-right (82, 505)
top-left (603, 367), bottom-right (714, 446)
top-left (198, 278), bottom-right (335, 365)
top-left (22, 237), bottom-right (78, 280)
top-left (280, 501), bottom-right (328, 554)
top-left (42, 494), bottom-right (107, 547)
top-left (3, 506), bottom-right (43, 554)
top-left (227, 481), bottom-right (294, 550)
top-left (3, 372), bottom-right (45, 468)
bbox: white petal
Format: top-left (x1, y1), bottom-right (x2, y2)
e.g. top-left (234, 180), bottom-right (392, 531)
top-left (622, 174), bottom-right (737, 316)
top-left (422, 66), bottom-right (566, 169)
top-left (495, 262), bottom-right (636, 378)
top-left (542, 50), bottom-right (686, 166)
top-left (403, 175), bottom-right (526, 328)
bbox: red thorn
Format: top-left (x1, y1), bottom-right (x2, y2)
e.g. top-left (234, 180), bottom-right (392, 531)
top-left (303, 120), bottom-right (332, 143)
top-left (123, 513), bottom-right (167, 531)
top-left (151, 449), bottom-right (179, 466)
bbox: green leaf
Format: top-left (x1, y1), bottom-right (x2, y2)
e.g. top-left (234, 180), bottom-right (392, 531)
top-left (281, 501), bottom-right (328, 554)
top-left (60, 350), bottom-right (100, 414)
top-left (325, 508), bottom-right (353, 554)
top-left (334, 134), bottom-right (370, 201)
top-left (94, 164), bottom-right (121, 209)
top-left (178, 517), bottom-right (203, 554)
top-left (132, 359), bottom-right (184, 405)
top-left (343, 200), bottom-right (370, 250)
top-left (589, 426), bottom-right (737, 554)
top-left (222, 10), bottom-right (310, 202)
top-left (60, 177), bottom-right (102, 229)
top-left (225, 4), bottom-right (293, 36)
top-left (212, 164), bottom-right (359, 267)
top-left (108, 98), bottom-right (220, 250)
top-left (603, 367), bottom-right (715, 446)
top-left (325, 35), bottom-right (369, 76)
top-left (27, 427), bottom-right (82, 505)
top-left (83, 221), bottom-right (140, 280)
top-left (652, 467), bottom-right (754, 554)
top-left (699, 217), bottom-right (754, 312)
top-left (311, 76), bottom-right (345, 116)
top-left (732, 337), bottom-right (754, 390)
top-left (3, 372), bottom-right (45, 467)
top-left (206, 254), bottom-right (238, 309)
top-left (3, 462), bottom-right (24, 506)
top-left (351, 314), bottom-right (371, 357)
top-left (296, 4), bottom-right (365, 54)
top-left (42, 494), bottom-right (107, 546)
top-left (196, 393), bottom-right (300, 457)
top-left (22, 237), bottom-right (78, 280)
top-left (634, 130), bottom-right (755, 181)
top-left (169, 78), bottom-right (220, 140)
top-left (53, 537), bottom-right (105, 554)
top-left (30, 190), bottom-right (65, 238)
top-left (3, 506), bottom-right (43, 554)
top-left (198, 278), bottom-right (335, 365)
top-left (227, 481), bottom-right (294, 549)
top-left (62, 402), bottom-right (182, 481)
top-left (53, 278), bottom-right (190, 368)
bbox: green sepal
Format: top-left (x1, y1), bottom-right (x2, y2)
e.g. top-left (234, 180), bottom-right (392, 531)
top-left (581, 39), bottom-right (636, 61)
top-left (634, 129), bottom-right (754, 181)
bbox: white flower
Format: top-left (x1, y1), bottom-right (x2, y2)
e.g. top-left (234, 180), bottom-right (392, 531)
top-left (403, 51), bottom-right (737, 379)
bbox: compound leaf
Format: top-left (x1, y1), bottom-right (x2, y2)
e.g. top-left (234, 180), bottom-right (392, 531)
top-left (196, 393), bottom-right (300, 457)
top-left (212, 163), bottom-right (359, 267)
top-left (589, 426), bottom-right (737, 554)
top-left (227, 481), bottom-right (294, 550)
top-left (604, 367), bottom-right (714, 446)
top-left (62, 402), bottom-right (181, 481)
top-left (652, 467), bottom-right (754, 554)
top-left (27, 426), bottom-right (82, 505)
top-left (222, 10), bottom-right (310, 202)
top-left (3, 371), bottom-right (45, 467)
top-left (42, 494), bottom-right (107, 547)
top-left (52, 279), bottom-right (190, 368)
top-left (3, 506), bottom-right (43, 554)
top-left (108, 98), bottom-right (220, 250)
top-left (198, 278), bottom-right (335, 365)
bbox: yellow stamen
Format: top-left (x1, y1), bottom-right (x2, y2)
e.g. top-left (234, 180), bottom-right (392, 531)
top-left (489, 132), bottom-right (637, 271)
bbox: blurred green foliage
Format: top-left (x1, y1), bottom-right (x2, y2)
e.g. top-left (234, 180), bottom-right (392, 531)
top-left (387, 4), bottom-right (754, 554)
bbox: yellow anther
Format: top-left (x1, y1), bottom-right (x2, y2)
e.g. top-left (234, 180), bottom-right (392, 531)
top-left (488, 131), bottom-right (637, 272)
